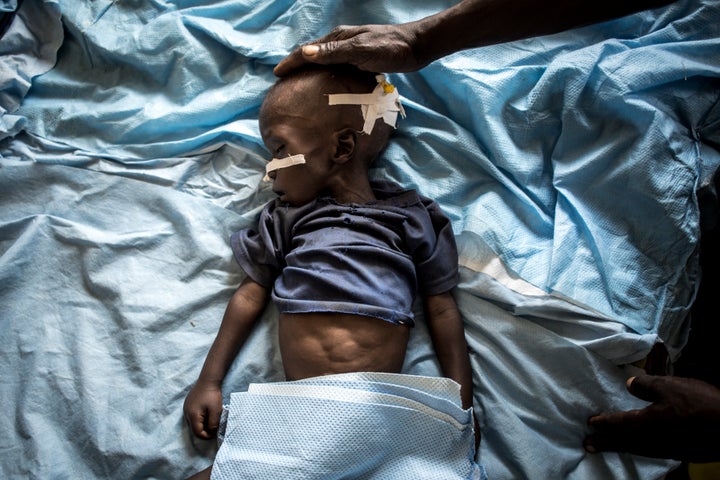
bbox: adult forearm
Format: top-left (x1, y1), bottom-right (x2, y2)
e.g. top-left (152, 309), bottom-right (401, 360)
top-left (412, 0), bottom-right (676, 65)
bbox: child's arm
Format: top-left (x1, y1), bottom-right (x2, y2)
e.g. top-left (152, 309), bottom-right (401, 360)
top-left (184, 277), bottom-right (269, 439)
top-left (425, 290), bottom-right (480, 446)
top-left (424, 290), bottom-right (474, 410)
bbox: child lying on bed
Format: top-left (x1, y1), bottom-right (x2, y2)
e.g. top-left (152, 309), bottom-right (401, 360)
top-left (183, 65), bottom-right (481, 480)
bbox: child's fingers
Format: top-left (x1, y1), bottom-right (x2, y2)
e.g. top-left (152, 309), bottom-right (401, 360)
top-left (186, 407), bottom-right (213, 439)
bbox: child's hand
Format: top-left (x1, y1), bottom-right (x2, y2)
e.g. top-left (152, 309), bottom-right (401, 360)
top-left (184, 382), bottom-right (223, 439)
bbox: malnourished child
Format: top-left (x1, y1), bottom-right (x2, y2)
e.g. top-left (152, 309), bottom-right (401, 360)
top-left (184, 64), bottom-right (482, 480)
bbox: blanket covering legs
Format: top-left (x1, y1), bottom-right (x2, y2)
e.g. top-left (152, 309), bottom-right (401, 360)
top-left (211, 372), bottom-right (485, 480)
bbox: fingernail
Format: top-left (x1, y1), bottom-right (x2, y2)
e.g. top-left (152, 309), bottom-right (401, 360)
top-left (303, 45), bottom-right (320, 56)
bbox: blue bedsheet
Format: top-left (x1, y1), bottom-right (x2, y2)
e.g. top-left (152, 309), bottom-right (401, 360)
top-left (1, 0), bottom-right (718, 478)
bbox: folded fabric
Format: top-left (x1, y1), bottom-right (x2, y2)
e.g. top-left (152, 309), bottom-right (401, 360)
top-left (212, 372), bottom-right (484, 480)
top-left (0, 1), bottom-right (18, 14)
top-left (0, 0), bottom-right (62, 141)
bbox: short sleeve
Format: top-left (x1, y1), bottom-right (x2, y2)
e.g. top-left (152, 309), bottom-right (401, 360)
top-left (230, 203), bottom-right (284, 288)
top-left (406, 198), bottom-right (459, 296)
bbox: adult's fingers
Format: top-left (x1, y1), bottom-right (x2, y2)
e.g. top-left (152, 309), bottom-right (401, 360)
top-left (274, 25), bottom-right (384, 76)
top-left (274, 47), bottom-right (307, 76)
top-left (274, 40), bottom-right (360, 76)
top-left (625, 374), bottom-right (666, 403)
top-left (587, 407), bottom-right (646, 431)
top-left (300, 38), bottom-right (359, 65)
top-left (585, 408), bottom-right (666, 457)
top-left (584, 430), bottom-right (637, 454)
top-left (584, 429), bottom-right (678, 460)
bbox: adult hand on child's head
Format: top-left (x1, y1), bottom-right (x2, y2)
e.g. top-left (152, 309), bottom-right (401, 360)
top-left (584, 374), bottom-right (720, 463)
top-left (274, 24), bottom-right (426, 77)
top-left (273, 1), bottom-right (680, 77)
top-left (183, 382), bottom-right (224, 440)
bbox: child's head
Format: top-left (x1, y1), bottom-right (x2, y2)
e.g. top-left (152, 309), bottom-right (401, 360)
top-left (259, 65), bottom-right (395, 205)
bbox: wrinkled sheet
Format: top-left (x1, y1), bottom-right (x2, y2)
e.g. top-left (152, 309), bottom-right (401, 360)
top-left (1, 0), bottom-right (718, 478)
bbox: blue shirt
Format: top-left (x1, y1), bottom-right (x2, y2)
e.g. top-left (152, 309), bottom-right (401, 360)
top-left (231, 181), bottom-right (459, 326)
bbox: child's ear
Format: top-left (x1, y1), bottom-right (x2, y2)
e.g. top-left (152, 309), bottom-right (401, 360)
top-left (332, 128), bottom-right (356, 164)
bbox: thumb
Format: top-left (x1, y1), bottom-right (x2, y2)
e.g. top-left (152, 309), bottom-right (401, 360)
top-left (626, 375), bottom-right (664, 403)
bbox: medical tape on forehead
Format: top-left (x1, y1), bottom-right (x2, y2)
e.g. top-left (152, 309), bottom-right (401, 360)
top-left (263, 154), bottom-right (306, 182)
top-left (327, 74), bottom-right (406, 135)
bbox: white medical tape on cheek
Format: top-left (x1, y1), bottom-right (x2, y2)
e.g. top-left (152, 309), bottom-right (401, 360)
top-left (263, 154), bottom-right (306, 182)
top-left (327, 74), bottom-right (406, 135)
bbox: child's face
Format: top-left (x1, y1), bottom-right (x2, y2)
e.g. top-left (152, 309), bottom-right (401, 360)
top-left (259, 101), bottom-right (337, 206)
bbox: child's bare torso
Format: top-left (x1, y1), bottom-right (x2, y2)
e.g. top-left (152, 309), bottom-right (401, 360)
top-left (278, 312), bottom-right (410, 380)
